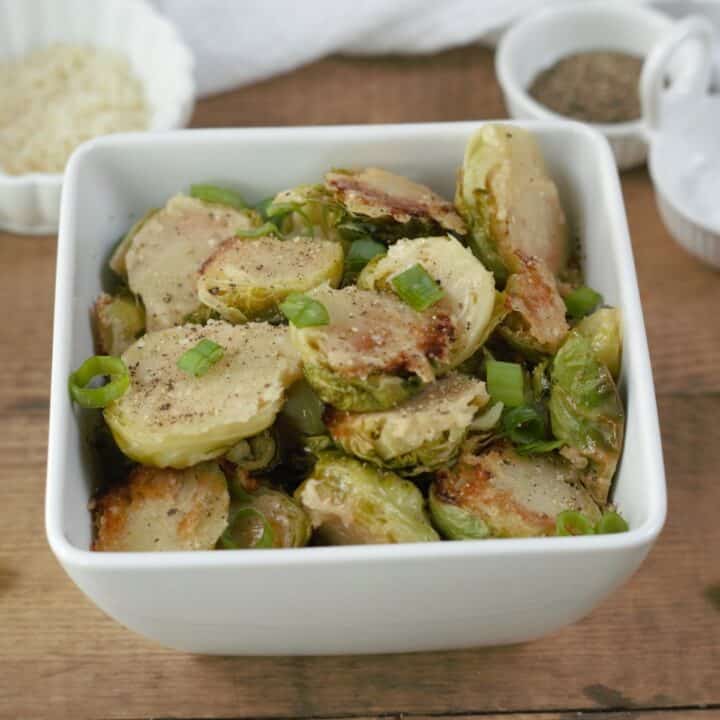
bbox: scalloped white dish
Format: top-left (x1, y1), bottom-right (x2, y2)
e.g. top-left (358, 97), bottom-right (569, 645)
top-left (46, 122), bottom-right (666, 655)
top-left (0, 0), bottom-right (194, 235)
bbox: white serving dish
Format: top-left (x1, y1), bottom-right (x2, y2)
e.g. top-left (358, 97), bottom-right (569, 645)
top-left (496, 1), bottom-right (675, 171)
top-left (46, 122), bottom-right (666, 655)
top-left (0, 0), bottom-right (195, 235)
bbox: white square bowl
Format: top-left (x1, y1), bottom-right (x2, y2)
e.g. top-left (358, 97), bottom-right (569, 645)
top-left (46, 122), bottom-right (666, 655)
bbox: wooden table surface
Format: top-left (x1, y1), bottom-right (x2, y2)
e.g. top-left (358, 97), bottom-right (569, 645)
top-left (1, 46), bottom-right (718, 720)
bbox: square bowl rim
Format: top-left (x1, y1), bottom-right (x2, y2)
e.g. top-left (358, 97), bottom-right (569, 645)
top-left (46, 120), bottom-right (667, 571)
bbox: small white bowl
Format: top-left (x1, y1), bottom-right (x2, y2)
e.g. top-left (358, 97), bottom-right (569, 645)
top-left (46, 122), bottom-right (665, 655)
top-left (641, 17), bottom-right (720, 268)
top-left (496, 1), bottom-right (673, 170)
top-left (0, 0), bottom-right (195, 235)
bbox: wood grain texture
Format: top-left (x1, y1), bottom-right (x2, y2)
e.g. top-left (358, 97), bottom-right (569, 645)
top-left (1, 45), bottom-right (719, 720)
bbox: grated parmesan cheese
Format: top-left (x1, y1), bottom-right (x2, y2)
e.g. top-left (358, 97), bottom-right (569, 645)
top-left (0, 44), bottom-right (148, 175)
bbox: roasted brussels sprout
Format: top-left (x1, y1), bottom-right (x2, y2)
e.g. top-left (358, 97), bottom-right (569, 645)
top-left (498, 252), bottom-right (569, 356)
top-left (92, 461), bottom-right (229, 551)
top-left (124, 195), bottom-right (261, 331)
top-left (104, 321), bottom-right (301, 468)
top-left (357, 235), bottom-right (496, 367)
top-left (267, 184), bottom-right (345, 242)
top-left (575, 307), bottom-right (622, 379)
top-left (108, 208), bottom-right (159, 278)
top-left (429, 440), bottom-right (601, 539)
top-left (456, 124), bottom-right (569, 282)
top-left (289, 285), bottom-right (453, 411)
top-left (295, 453), bottom-right (439, 544)
top-left (197, 235), bottom-right (344, 322)
top-left (225, 429), bottom-right (279, 472)
top-left (91, 292), bottom-right (145, 357)
top-left (280, 379), bottom-right (327, 436)
top-left (549, 330), bottom-right (624, 504)
top-left (325, 374), bottom-right (488, 475)
top-left (221, 482), bottom-right (312, 549)
top-left (326, 167), bottom-right (466, 240)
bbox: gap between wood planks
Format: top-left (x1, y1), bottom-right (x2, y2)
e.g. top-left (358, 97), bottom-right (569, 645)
top-left (123, 704), bottom-right (720, 720)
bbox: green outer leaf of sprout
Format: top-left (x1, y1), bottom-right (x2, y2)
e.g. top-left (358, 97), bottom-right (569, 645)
top-left (68, 355), bottom-right (130, 409)
top-left (346, 238), bottom-right (387, 274)
top-left (190, 184), bottom-right (246, 210)
top-left (516, 439), bottom-right (563, 455)
top-left (235, 222), bottom-right (282, 238)
top-left (254, 196), bottom-right (275, 219)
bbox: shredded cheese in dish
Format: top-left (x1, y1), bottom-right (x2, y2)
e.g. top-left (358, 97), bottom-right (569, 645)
top-left (0, 44), bottom-right (148, 175)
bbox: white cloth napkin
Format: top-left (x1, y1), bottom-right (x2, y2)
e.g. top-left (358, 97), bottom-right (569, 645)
top-left (150, 0), bottom-right (549, 97)
top-left (150, 0), bottom-right (719, 97)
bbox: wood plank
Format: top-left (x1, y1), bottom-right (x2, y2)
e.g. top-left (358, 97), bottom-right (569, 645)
top-left (2, 45), bottom-right (719, 720)
top-left (622, 169), bottom-right (720, 395)
top-left (190, 45), bottom-right (506, 128)
top-left (410, 714), bottom-right (720, 720)
top-left (1, 394), bottom-right (717, 718)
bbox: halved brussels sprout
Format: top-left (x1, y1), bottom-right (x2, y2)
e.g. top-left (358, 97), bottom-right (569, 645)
top-left (295, 452), bottom-right (439, 544)
top-left (104, 321), bottom-right (302, 468)
top-left (124, 195), bottom-right (261, 331)
top-left (197, 235), bottom-right (344, 322)
top-left (325, 374), bottom-right (488, 475)
top-left (326, 167), bottom-right (466, 239)
top-left (91, 292), bottom-right (145, 357)
top-left (549, 330), bottom-right (624, 505)
top-left (575, 307), bottom-right (622, 379)
top-left (109, 208), bottom-right (159, 278)
top-left (225, 429), bottom-right (279, 472)
top-left (267, 184), bottom-right (345, 242)
top-left (289, 285), bottom-right (454, 411)
top-left (357, 235), bottom-right (496, 368)
top-left (429, 440), bottom-right (601, 539)
top-left (498, 252), bottom-right (569, 357)
top-left (221, 482), bottom-right (312, 549)
top-left (92, 461), bottom-right (229, 551)
top-left (280, 379), bottom-right (326, 436)
top-left (456, 124), bottom-right (569, 282)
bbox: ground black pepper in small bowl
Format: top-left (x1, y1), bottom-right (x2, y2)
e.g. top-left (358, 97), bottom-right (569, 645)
top-left (528, 51), bottom-right (643, 124)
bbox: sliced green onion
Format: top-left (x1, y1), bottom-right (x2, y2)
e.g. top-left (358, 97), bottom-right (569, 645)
top-left (556, 510), bottom-right (595, 536)
top-left (177, 339), bottom-right (224, 377)
top-left (595, 511), bottom-right (629, 534)
top-left (190, 184), bottom-right (246, 210)
top-left (346, 238), bottom-right (387, 274)
top-left (235, 222), bottom-right (282, 238)
top-left (391, 263), bottom-right (444, 311)
top-left (564, 286), bottom-right (603, 318)
top-left (68, 355), bottom-right (130, 409)
top-left (279, 293), bottom-right (329, 328)
top-left (502, 404), bottom-right (547, 445)
top-left (486, 360), bottom-right (525, 407)
top-left (516, 439), bottom-right (563, 455)
top-left (220, 507), bottom-right (274, 549)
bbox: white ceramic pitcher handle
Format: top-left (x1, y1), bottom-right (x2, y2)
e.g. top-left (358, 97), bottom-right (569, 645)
top-left (640, 15), bottom-right (715, 134)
